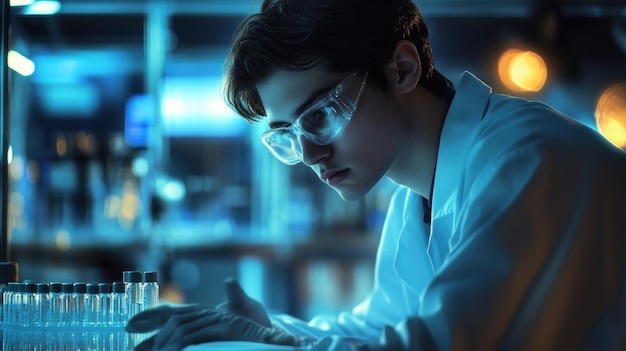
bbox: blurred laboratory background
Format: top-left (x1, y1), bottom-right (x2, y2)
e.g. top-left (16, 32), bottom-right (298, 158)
top-left (2, 0), bottom-right (626, 321)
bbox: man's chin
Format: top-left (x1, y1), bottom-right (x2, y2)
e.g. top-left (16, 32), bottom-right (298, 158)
top-left (332, 186), bottom-right (367, 202)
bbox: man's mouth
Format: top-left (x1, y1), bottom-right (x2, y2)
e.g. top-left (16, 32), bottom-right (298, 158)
top-left (321, 169), bottom-right (350, 186)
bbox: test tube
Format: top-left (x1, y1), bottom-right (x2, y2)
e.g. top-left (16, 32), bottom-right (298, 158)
top-left (0, 262), bottom-right (18, 325)
top-left (22, 282), bottom-right (37, 326)
top-left (123, 271), bottom-right (142, 319)
top-left (34, 283), bottom-right (49, 327)
top-left (141, 271), bottom-right (159, 310)
top-left (111, 281), bottom-right (128, 326)
top-left (7, 282), bottom-right (22, 325)
top-left (98, 283), bottom-right (112, 325)
top-left (3, 282), bottom-right (16, 325)
top-left (72, 282), bottom-right (88, 326)
top-left (60, 282), bottom-right (74, 326)
top-left (47, 282), bottom-right (63, 327)
top-left (85, 283), bottom-right (100, 326)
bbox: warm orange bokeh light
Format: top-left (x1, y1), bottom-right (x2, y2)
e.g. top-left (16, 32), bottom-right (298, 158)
top-left (56, 133), bottom-right (67, 156)
top-left (498, 49), bottom-right (548, 93)
top-left (595, 83), bottom-right (626, 149)
top-left (498, 49), bottom-right (523, 92)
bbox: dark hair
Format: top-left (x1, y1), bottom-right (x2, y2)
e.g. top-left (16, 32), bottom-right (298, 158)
top-left (224, 0), bottom-right (448, 122)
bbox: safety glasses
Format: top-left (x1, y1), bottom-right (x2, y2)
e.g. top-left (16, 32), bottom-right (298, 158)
top-left (261, 71), bottom-right (369, 165)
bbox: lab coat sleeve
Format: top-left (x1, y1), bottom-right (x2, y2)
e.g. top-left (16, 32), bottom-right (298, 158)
top-left (368, 134), bottom-right (626, 350)
top-left (271, 186), bottom-right (426, 341)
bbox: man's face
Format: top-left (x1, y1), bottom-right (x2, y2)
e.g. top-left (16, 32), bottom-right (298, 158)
top-left (257, 65), bottom-right (408, 201)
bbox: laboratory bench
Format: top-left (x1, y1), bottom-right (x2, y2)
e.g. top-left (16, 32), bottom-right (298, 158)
top-left (9, 232), bottom-right (379, 319)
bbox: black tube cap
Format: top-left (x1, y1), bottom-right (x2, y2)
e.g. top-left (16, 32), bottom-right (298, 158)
top-left (123, 271), bottom-right (141, 283)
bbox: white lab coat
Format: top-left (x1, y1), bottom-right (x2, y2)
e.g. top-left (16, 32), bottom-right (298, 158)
top-left (273, 71), bottom-right (626, 350)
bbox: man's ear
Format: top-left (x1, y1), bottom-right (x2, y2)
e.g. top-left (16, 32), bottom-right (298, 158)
top-left (385, 40), bottom-right (422, 94)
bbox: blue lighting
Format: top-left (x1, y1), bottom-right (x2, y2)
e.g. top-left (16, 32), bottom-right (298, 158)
top-left (161, 77), bottom-right (247, 138)
top-left (21, 0), bottom-right (61, 15)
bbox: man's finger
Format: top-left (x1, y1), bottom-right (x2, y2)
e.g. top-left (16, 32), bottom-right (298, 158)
top-left (126, 304), bottom-right (199, 333)
top-left (215, 301), bottom-right (227, 310)
top-left (224, 278), bottom-right (249, 306)
top-left (152, 309), bottom-right (214, 349)
top-left (133, 335), bottom-right (156, 351)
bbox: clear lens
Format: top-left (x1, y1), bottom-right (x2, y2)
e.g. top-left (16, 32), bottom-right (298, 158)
top-left (261, 129), bottom-right (302, 165)
top-left (297, 92), bottom-right (356, 144)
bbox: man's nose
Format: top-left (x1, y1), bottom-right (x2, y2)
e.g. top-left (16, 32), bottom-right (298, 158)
top-left (299, 136), bottom-right (331, 166)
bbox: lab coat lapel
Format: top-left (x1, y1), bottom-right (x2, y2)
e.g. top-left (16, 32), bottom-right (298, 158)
top-left (393, 189), bottom-right (435, 293)
top-left (428, 72), bottom-right (492, 271)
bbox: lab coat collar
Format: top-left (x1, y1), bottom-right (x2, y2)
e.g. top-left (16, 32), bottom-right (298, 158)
top-left (394, 189), bottom-right (435, 292)
top-left (431, 71), bottom-right (492, 218)
top-left (427, 71), bottom-right (492, 271)
top-left (393, 72), bottom-right (493, 287)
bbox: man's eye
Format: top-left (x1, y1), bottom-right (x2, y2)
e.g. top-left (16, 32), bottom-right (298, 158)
top-left (303, 106), bottom-right (335, 127)
top-left (311, 106), bottom-right (331, 120)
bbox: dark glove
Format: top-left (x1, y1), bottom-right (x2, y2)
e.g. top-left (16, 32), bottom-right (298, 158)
top-left (126, 305), bottom-right (307, 351)
top-left (215, 277), bottom-right (273, 328)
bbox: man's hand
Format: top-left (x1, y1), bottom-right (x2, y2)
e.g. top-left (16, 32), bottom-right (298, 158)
top-left (124, 304), bottom-right (198, 334)
top-left (215, 278), bottom-right (273, 328)
top-left (125, 305), bottom-right (303, 351)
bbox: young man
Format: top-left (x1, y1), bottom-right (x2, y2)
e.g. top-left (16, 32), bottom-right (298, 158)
top-left (126, 0), bottom-right (626, 350)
